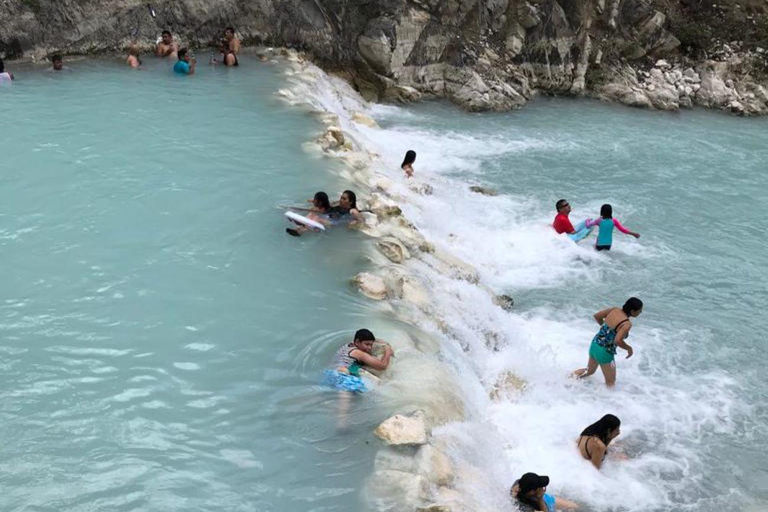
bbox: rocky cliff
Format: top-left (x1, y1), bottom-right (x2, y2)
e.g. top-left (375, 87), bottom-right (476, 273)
top-left (2, 0), bottom-right (767, 114)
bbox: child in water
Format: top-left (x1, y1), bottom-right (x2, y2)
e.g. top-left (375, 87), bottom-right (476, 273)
top-left (286, 191), bottom-right (332, 237)
top-left (401, 150), bottom-right (416, 178)
top-left (587, 204), bottom-right (640, 251)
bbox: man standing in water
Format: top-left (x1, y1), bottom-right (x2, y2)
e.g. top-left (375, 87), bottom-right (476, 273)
top-left (553, 199), bottom-right (576, 234)
top-left (222, 27), bottom-right (240, 66)
top-left (156, 30), bottom-right (179, 58)
top-left (173, 49), bottom-right (196, 75)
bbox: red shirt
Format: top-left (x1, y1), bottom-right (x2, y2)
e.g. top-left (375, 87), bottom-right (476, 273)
top-left (553, 213), bottom-right (574, 234)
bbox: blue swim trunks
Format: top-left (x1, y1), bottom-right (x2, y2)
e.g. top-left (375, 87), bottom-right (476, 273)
top-left (322, 370), bottom-right (368, 393)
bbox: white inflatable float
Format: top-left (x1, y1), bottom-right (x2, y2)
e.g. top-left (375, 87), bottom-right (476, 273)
top-left (285, 211), bottom-right (326, 231)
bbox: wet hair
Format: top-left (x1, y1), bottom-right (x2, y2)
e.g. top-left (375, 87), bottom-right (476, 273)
top-left (128, 45), bottom-right (140, 57)
top-left (313, 191), bottom-right (331, 210)
top-left (354, 329), bottom-right (375, 342)
top-left (225, 27), bottom-right (235, 34)
top-left (162, 30), bottom-right (172, 37)
top-left (0, 58), bottom-right (4, 73)
top-left (342, 190), bottom-right (357, 209)
top-left (401, 150), bottom-right (416, 168)
top-left (580, 414), bottom-right (621, 445)
top-left (600, 204), bottom-right (613, 219)
top-left (622, 297), bottom-right (643, 316)
top-left (177, 48), bottom-right (188, 60)
top-left (555, 199), bottom-right (569, 211)
top-left (51, 54), bottom-right (63, 63)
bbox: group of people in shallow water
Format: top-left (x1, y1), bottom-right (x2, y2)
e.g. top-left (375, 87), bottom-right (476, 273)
top-left (310, 166), bottom-right (643, 511)
top-left (284, 190), bottom-right (364, 237)
top-left (0, 28), bottom-right (241, 82)
top-left (511, 414), bottom-right (623, 511)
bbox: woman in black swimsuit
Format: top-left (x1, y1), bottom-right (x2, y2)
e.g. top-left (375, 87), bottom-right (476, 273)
top-left (577, 414), bottom-right (621, 469)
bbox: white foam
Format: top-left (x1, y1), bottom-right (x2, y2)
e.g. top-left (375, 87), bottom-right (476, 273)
top-left (287, 62), bottom-right (740, 511)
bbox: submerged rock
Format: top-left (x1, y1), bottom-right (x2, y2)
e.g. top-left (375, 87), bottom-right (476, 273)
top-left (353, 272), bottom-right (387, 300)
top-left (352, 112), bottom-right (379, 128)
top-left (374, 410), bottom-right (428, 446)
top-left (416, 444), bottom-right (454, 486)
top-left (376, 238), bottom-right (410, 264)
top-left (490, 371), bottom-right (528, 401)
top-left (493, 294), bottom-right (514, 311)
top-left (469, 185), bottom-right (498, 196)
top-left (366, 469), bottom-right (429, 510)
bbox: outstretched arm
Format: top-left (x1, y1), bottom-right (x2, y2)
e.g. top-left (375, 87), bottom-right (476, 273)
top-left (613, 219), bottom-right (640, 238)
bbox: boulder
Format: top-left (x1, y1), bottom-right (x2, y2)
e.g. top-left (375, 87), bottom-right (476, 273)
top-left (416, 444), bottom-right (454, 486)
top-left (397, 276), bottom-right (430, 307)
top-left (374, 446), bottom-right (418, 473)
top-left (376, 238), bottom-right (410, 263)
top-left (655, 59), bottom-right (671, 69)
top-left (430, 249), bottom-right (480, 283)
top-left (353, 272), bottom-right (388, 300)
top-left (374, 410), bottom-right (429, 445)
top-left (366, 470), bottom-right (429, 509)
top-left (493, 294), bottom-right (515, 311)
top-left (490, 371), bottom-right (528, 401)
top-left (696, 70), bottom-right (732, 107)
top-left (469, 185), bottom-right (498, 196)
top-left (683, 67), bottom-right (701, 83)
top-left (352, 112), bottom-right (380, 128)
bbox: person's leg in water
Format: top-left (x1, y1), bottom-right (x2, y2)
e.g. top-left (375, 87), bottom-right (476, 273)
top-left (336, 390), bottom-right (353, 432)
top-left (572, 356), bottom-right (598, 379)
top-left (600, 361), bottom-right (617, 387)
top-left (286, 225), bottom-right (309, 237)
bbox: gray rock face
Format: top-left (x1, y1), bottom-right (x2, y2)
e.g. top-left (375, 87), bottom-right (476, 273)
top-left (1, 0), bottom-right (766, 114)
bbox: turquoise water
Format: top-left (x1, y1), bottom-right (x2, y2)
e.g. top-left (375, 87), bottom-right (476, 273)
top-left (0, 58), bottom-right (386, 511)
top-left (4, 55), bottom-right (767, 512)
top-left (359, 98), bottom-right (767, 511)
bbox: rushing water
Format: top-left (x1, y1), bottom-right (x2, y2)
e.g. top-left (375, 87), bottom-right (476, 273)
top-left (3, 55), bottom-right (767, 512)
top-left (347, 98), bottom-right (767, 512)
top-left (0, 57), bottom-right (394, 512)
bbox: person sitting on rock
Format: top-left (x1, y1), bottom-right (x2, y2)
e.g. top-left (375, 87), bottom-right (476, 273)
top-left (156, 30), bottom-right (179, 58)
top-left (510, 473), bottom-right (579, 511)
top-left (0, 58), bottom-right (14, 84)
top-left (401, 150), bottom-right (416, 178)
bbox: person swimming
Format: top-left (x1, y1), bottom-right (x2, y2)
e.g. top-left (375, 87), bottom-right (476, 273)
top-left (286, 191), bottom-right (332, 237)
top-left (510, 473), bottom-right (579, 511)
top-left (577, 414), bottom-right (621, 469)
top-left (572, 297), bottom-right (643, 387)
top-left (401, 150), bottom-right (416, 178)
top-left (589, 204), bottom-right (640, 251)
top-left (327, 190), bottom-right (363, 225)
